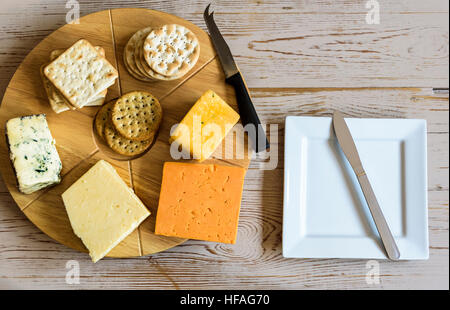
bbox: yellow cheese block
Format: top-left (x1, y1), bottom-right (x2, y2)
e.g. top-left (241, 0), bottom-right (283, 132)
top-left (170, 90), bottom-right (240, 161)
top-left (61, 160), bottom-right (150, 263)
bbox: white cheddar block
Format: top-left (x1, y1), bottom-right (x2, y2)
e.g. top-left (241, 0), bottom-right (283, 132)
top-left (62, 160), bottom-right (150, 263)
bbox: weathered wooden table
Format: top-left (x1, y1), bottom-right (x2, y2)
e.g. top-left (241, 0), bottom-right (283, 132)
top-left (0, 0), bottom-right (448, 289)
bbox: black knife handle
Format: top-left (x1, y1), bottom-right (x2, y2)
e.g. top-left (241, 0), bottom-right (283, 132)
top-left (225, 72), bottom-right (270, 152)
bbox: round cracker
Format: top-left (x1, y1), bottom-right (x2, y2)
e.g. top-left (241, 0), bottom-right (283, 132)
top-left (104, 120), bottom-right (153, 156)
top-left (143, 24), bottom-right (200, 77)
top-left (124, 27), bottom-right (155, 81)
top-left (134, 30), bottom-right (183, 81)
top-left (95, 100), bottom-right (115, 139)
top-left (123, 51), bottom-right (154, 82)
top-left (111, 91), bottom-right (162, 141)
top-left (133, 28), bottom-right (158, 79)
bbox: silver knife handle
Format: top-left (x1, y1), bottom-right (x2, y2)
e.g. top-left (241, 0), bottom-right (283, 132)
top-left (356, 171), bottom-right (401, 260)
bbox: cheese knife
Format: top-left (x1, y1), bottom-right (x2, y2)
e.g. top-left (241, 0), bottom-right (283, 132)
top-left (204, 4), bottom-right (270, 152)
top-left (333, 111), bottom-right (401, 260)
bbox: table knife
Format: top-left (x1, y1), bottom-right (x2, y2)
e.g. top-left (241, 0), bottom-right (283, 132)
top-left (204, 4), bottom-right (269, 152)
top-left (333, 111), bottom-right (401, 260)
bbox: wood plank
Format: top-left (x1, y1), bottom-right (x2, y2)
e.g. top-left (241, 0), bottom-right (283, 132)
top-left (214, 12), bottom-right (448, 88)
top-left (0, 187), bottom-right (447, 289)
top-left (3, 0), bottom-right (448, 15)
top-left (1, 1), bottom-right (448, 95)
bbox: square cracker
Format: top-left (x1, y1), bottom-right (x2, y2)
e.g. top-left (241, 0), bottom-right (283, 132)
top-left (49, 47), bottom-right (107, 108)
top-left (41, 67), bottom-right (106, 113)
top-left (40, 64), bottom-right (72, 113)
top-left (44, 39), bottom-right (118, 108)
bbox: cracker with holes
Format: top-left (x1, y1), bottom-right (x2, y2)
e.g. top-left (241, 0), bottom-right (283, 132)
top-left (111, 91), bottom-right (162, 141)
top-left (46, 46), bottom-right (107, 110)
top-left (95, 100), bottom-right (115, 139)
top-left (44, 39), bottom-right (118, 108)
top-left (104, 120), bottom-right (153, 156)
top-left (143, 24), bottom-right (200, 77)
top-left (131, 27), bottom-right (182, 81)
top-left (40, 64), bottom-right (71, 114)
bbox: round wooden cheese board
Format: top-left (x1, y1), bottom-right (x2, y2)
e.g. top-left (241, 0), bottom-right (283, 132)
top-left (0, 9), bottom-right (251, 259)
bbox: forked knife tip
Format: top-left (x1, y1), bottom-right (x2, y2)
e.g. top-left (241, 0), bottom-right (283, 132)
top-left (204, 4), bottom-right (213, 17)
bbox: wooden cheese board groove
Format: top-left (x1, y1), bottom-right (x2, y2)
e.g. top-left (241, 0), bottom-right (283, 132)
top-left (108, 10), bottom-right (123, 97)
top-left (18, 147), bottom-right (100, 212)
top-left (158, 55), bottom-right (218, 102)
top-left (0, 8), bottom-right (251, 259)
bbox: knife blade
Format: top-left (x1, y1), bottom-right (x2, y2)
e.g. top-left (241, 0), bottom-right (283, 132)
top-left (333, 111), bottom-right (400, 260)
top-left (204, 4), bottom-right (269, 152)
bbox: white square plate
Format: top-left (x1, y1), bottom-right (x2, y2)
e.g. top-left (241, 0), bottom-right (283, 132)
top-left (282, 116), bottom-right (428, 260)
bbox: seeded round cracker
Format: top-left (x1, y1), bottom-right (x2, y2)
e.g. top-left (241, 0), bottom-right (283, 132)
top-left (111, 91), bottom-right (162, 141)
top-left (104, 120), bottom-right (153, 156)
top-left (95, 100), bottom-right (115, 139)
top-left (143, 24), bottom-right (200, 77)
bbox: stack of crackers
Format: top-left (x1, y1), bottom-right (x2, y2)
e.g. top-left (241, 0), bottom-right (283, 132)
top-left (95, 91), bottom-right (163, 156)
top-left (41, 39), bottom-right (118, 113)
top-left (123, 24), bottom-right (200, 82)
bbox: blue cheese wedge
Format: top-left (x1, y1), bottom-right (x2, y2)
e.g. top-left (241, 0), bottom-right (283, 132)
top-left (62, 160), bottom-right (150, 263)
top-left (6, 114), bottom-right (62, 194)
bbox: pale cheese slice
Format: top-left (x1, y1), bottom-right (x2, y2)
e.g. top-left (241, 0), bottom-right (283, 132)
top-left (61, 160), bottom-right (150, 262)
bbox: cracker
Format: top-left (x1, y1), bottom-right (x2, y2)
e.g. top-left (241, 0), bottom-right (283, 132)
top-left (96, 99), bottom-right (154, 156)
top-left (133, 28), bottom-right (160, 79)
top-left (51, 47), bottom-right (107, 99)
top-left (85, 96), bottom-right (106, 107)
top-left (123, 28), bottom-right (154, 82)
top-left (111, 91), bottom-right (162, 141)
top-left (49, 47), bottom-right (107, 107)
top-left (50, 46), bottom-right (105, 61)
top-left (133, 28), bottom-right (183, 81)
top-left (139, 39), bottom-right (184, 80)
top-left (44, 39), bottom-right (118, 108)
top-left (143, 24), bottom-right (200, 77)
top-left (104, 121), bottom-right (153, 156)
top-left (40, 64), bottom-right (71, 113)
top-left (95, 100), bottom-right (115, 139)
top-left (123, 52), bottom-right (153, 82)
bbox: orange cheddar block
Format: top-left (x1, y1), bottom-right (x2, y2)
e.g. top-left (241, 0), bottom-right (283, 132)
top-left (155, 162), bottom-right (246, 244)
